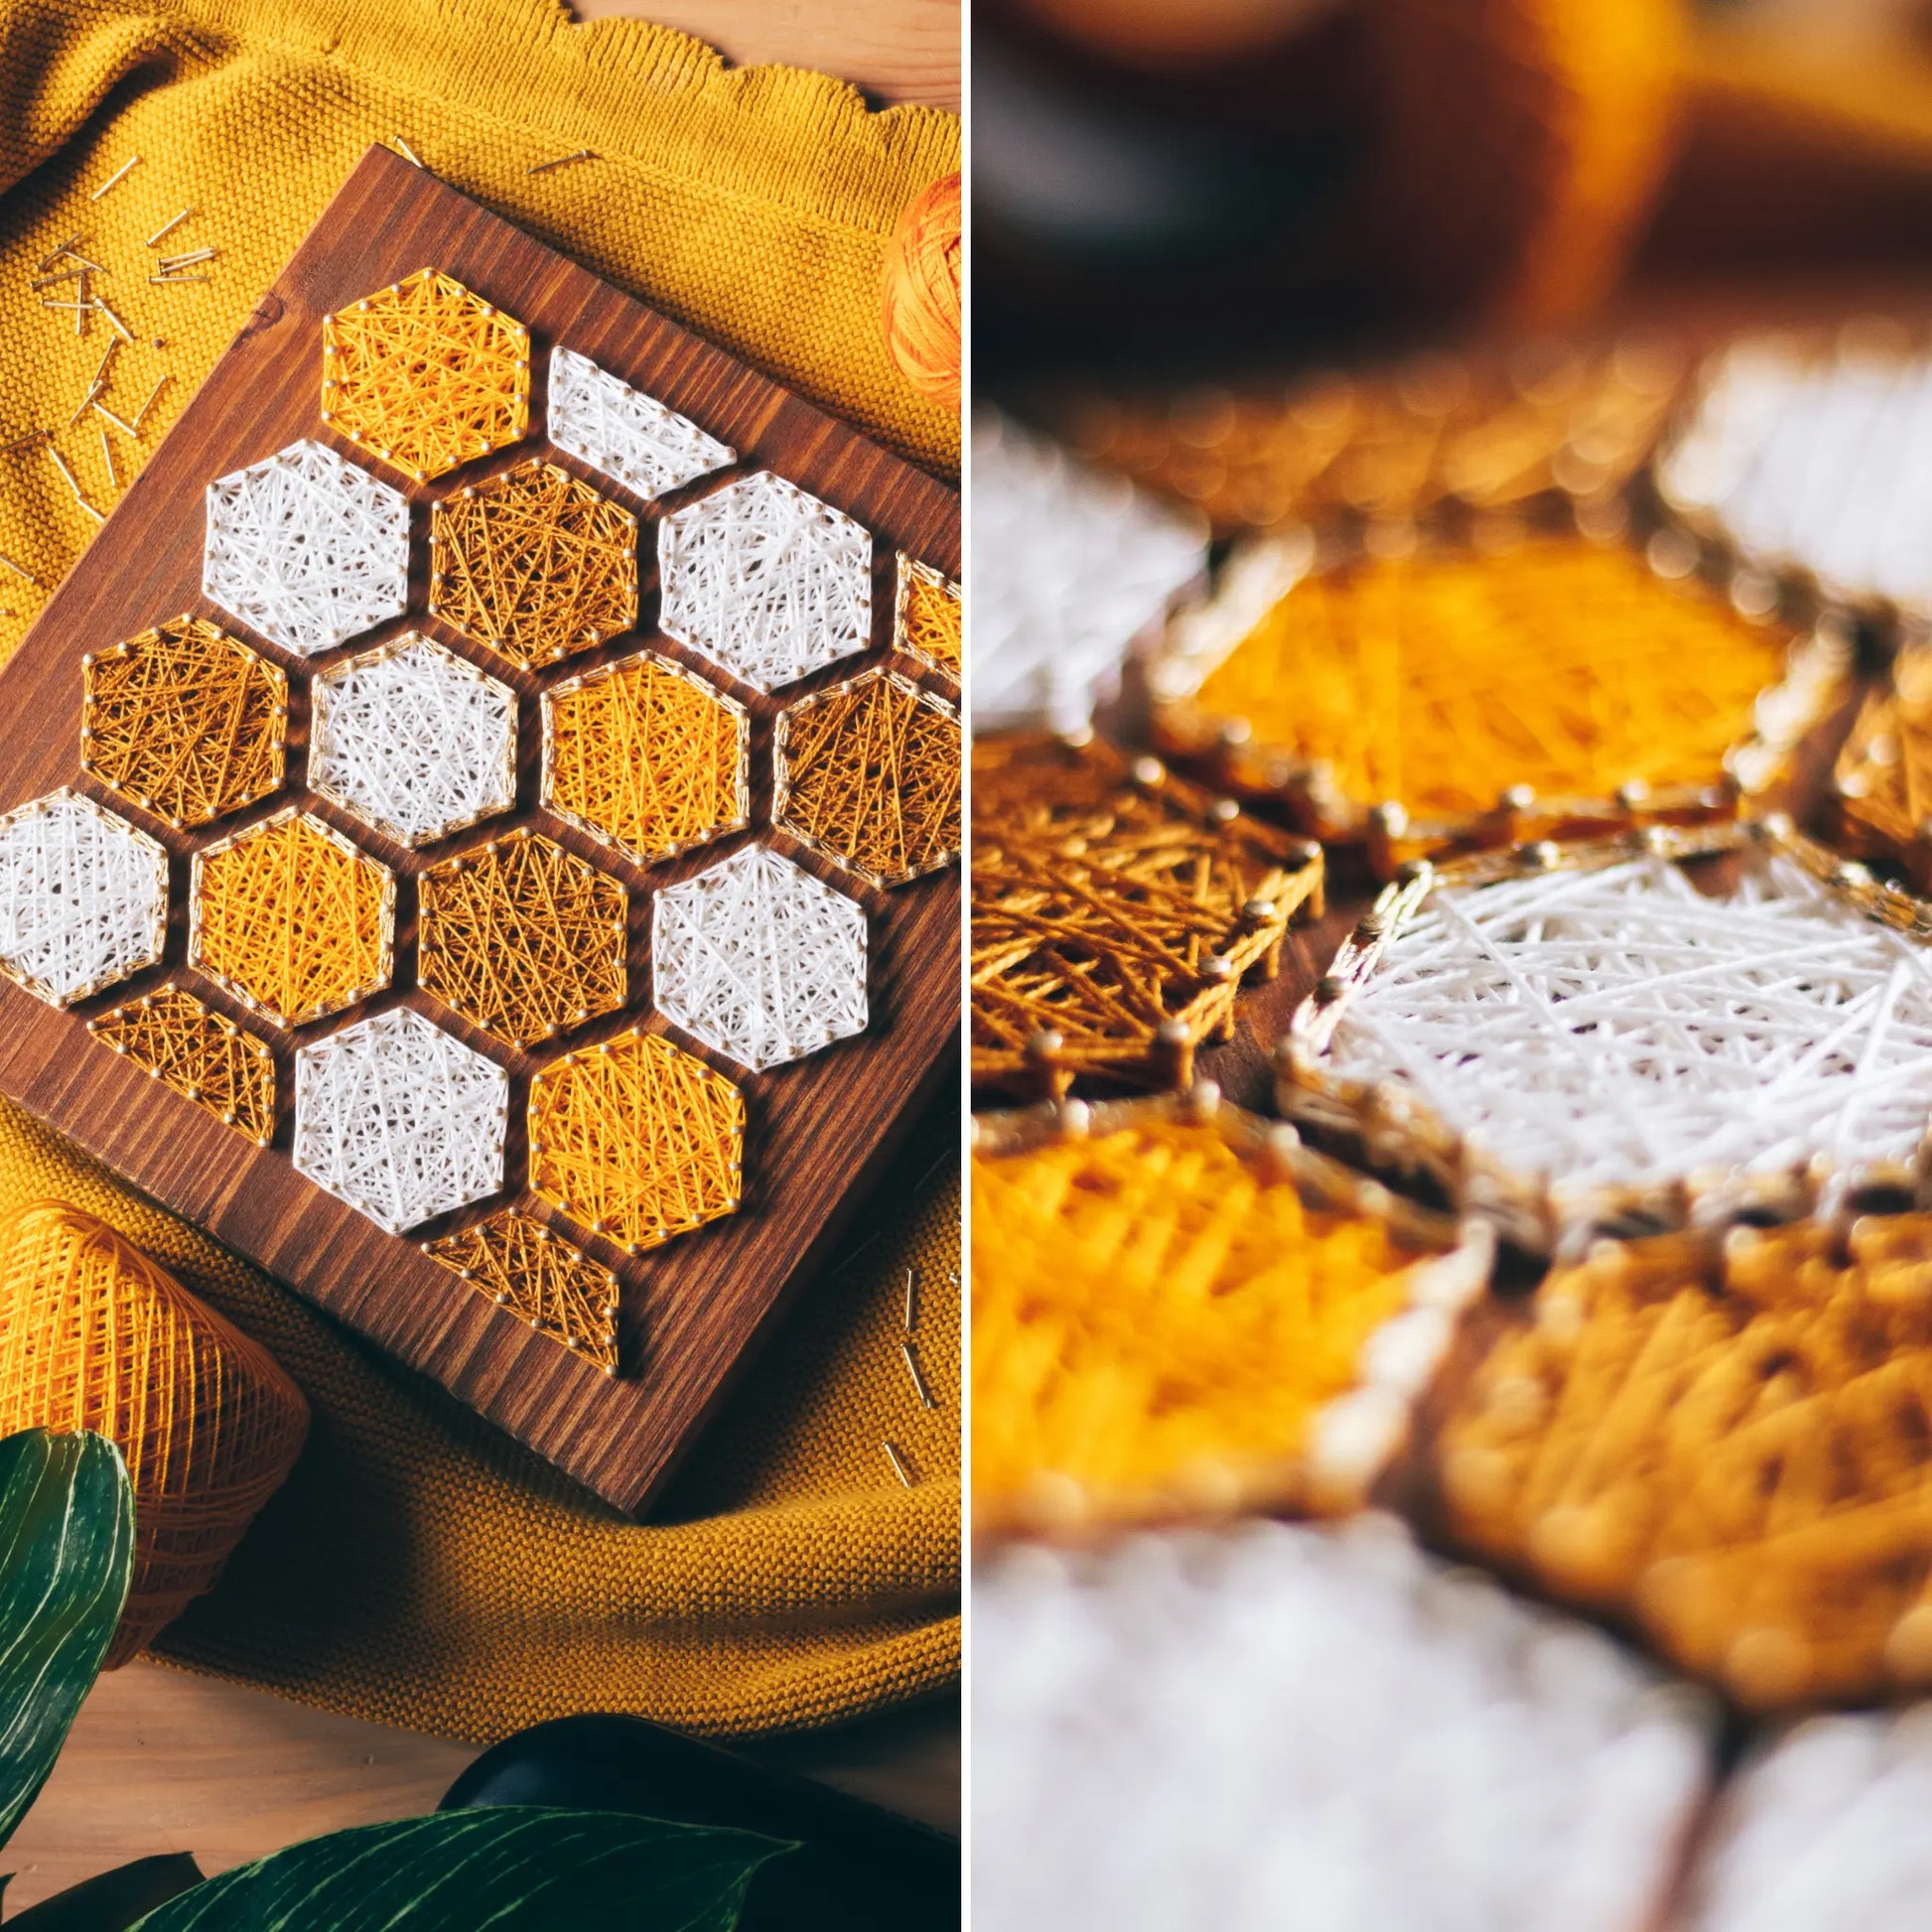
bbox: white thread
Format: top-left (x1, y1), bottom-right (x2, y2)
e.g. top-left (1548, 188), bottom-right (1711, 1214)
top-left (0, 788), bottom-right (167, 1008)
top-left (1318, 852), bottom-right (1932, 1194)
top-left (309, 634), bottom-right (516, 849)
top-left (651, 842), bottom-right (867, 1071)
top-left (293, 1006), bottom-right (507, 1234)
top-left (203, 438), bottom-right (410, 656)
top-left (972, 408), bottom-right (1206, 734)
top-left (657, 471), bottom-right (871, 693)
top-left (976, 1517), bottom-right (1714, 1932)
top-left (547, 346), bottom-right (734, 503)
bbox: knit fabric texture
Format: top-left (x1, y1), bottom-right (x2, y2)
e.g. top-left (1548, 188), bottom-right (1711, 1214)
top-left (0, 0), bottom-right (959, 1739)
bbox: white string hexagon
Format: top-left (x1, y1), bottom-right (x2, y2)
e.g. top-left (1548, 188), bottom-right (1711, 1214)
top-left (547, 346), bottom-right (734, 504)
top-left (293, 1006), bottom-right (507, 1235)
top-left (1312, 850), bottom-right (1932, 1196)
top-left (651, 842), bottom-right (867, 1071)
top-left (203, 438), bottom-right (410, 656)
top-left (657, 472), bottom-right (871, 693)
top-left (309, 634), bottom-right (516, 849)
top-left (0, 788), bottom-right (167, 1008)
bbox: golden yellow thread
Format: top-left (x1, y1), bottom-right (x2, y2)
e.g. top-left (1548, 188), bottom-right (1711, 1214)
top-left (430, 456), bottom-right (636, 669)
top-left (320, 267), bottom-right (529, 483)
top-left (418, 829), bottom-right (627, 1048)
top-left (541, 650), bottom-right (748, 867)
top-left (80, 616), bottom-right (285, 830)
top-left (190, 808), bottom-right (394, 1028)
top-left (88, 985), bottom-right (275, 1145)
top-left (424, 1209), bottom-right (621, 1373)
top-left (894, 553), bottom-right (960, 680)
top-left (1835, 645), bottom-right (1932, 889)
top-left (528, 1031), bottom-right (743, 1255)
top-left (775, 667), bottom-right (961, 889)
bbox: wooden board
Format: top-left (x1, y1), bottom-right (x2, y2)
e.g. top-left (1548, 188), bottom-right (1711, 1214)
top-left (0, 145), bottom-right (960, 1515)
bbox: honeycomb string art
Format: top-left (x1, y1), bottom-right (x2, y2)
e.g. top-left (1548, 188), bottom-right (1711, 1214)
top-left (418, 829), bottom-right (627, 1048)
top-left (88, 985), bottom-right (275, 1145)
top-left (80, 616), bottom-right (286, 830)
top-left (893, 552), bottom-right (960, 682)
top-left (540, 650), bottom-right (748, 868)
top-left (321, 268), bottom-right (529, 483)
top-left (546, 346), bottom-right (734, 503)
top-left (528, 1029), bottom-right (744, 1254)
top-left (190, 807), bottom-right (393, 1028)
top-left (1832, 642), bottom-right (1932, 890)
top-left (423, 1209), bottom-right (621, 1372)
top-left (971, 735), bottom-right (1323, 1096)
top-left (774, 667), bottom-right (962, 889)
top-left (1438, 1216), bottom-right (1932, 1709)
top-left (972, 1096), bottom-right (1491, 1534)
top-left (429, 457), bottom-right (637, 670)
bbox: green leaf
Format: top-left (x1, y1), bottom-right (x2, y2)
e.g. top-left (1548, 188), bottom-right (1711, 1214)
top-left (0, 1431), bottom-right (133, 1853)
top-left (5, 1854), bottom-right (205, 1929)
top-left (125, 1809), bottom-right (790, 1931)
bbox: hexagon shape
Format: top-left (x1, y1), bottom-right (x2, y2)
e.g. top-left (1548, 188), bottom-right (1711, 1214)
top-left (419, 828), bottom-right (627, 1048)
top-left (528, 1029), bottom-right (743, 1254)
top-left (321, 268), bottom-right (529, 483)
top-left (651, 843), bottom-right (867, 1071)
top-left (429, 458), bottom-right (636, 670)
top-left (894, 552), bottom-right (960, 682)
top-left (657, 471), bottom-right (871, 692)
top-left (191, 806), bottom-right (393, 1027)
top-left (81, 616), bottom-right (286, 829)
top-left (203, 440), bottom-right (409, 655)
top-left (775, 667), bottom-right (961, 888)
top-left (541, 650), bottom-right (748, 868)
top-left (547, 346), bottom-right (734, 503)
top-left (294, 1007), bottom-right (507, 1233)
top-left (0, 789), bottom-right (166, 1008)
top-left (310, 634), bottom-right (516, 849)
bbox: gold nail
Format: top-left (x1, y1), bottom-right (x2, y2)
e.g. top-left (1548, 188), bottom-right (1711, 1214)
top-left (90, 156), bottom-right (141, 200)
top-left (131, 375), bottom-right (170, 429)
top-left (900, 1340), bottom-right (936, 1411)
top-left (36, 234), bottom-right (82, 272)
top-left (527, 148), bottom-right (598, 175)
top-left (89, 339), bottom-right (119, 390)
top-left (389, 135), bottom-right (424, 168)
top-left (156, 247), bottom-right (216, 270)
top-left (67, 383), bottom-right (102, 430)
top-left (93, 298), bottom-right (133, 344)
top-left (0, 553), bottom-right (41, 587)
top-left (1, 431), bottom-right (49, 457)
top-left (148, 273), bottom-right (208, 284)
top-left (99, 423), bottom-right (117, 492)
top-left (30, 268), bottom-right (84, 291)
top-left (145, 208), bottom-right (191, 247)
top-left (882, 1441), bottom-right (914, 1487)
top-left (903, 1266), bottom-right (917, 1331)
top-left (91, 404), bottom-right (137, 438)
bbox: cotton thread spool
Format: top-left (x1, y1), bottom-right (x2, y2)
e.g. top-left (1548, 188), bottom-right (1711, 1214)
top-left (881, 173), bottom-right (960, 410)
top-left (0, 1200), bottom-right (309, 1666)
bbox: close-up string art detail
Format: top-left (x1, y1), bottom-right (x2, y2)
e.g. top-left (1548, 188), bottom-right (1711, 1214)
top-left (88, 985), bottom-right (276, 1145)
top-left (430, 457), bottom-right (637, 670)
top-left (651, 843), bottom-right (868, 1073)
top-left (423, 1209), bottom-right (621, 1373)
top-left (893, 553), bottom-right (961, 682)
top-left (202, 439), bottom-right (409, 655)
top-left (190, 806), bottom-right (393, 1028)
top-left (321, 268), bottom-right (530, 483)
top-left (540, 650), bottom-right (748, 867)
top-left (80, 617), bottom-right (286, 829)
top-left (545, 346), bottom-right (734, 503)
top-left (1440, 1218), bottom-right (1932, 1710)
top-left (774, 667), bottom-right (962, 889)
top-left (657, 471), bottom-right (872, 692)
top-left (417, 829), bottom-right (627, 1048)
top-left (292, 1007), bottom-right (506, 1234)
top-left (527, 1030), bottom-right (744, 1254)
top-left (0, 789), bottom-right (166, 1008)
top-left (1833, 643), bottom-right (1932, 889)
top-left (971, 735), bottom-right (1322, 1095)
top-left (309, 634), bottom-right (516, 849)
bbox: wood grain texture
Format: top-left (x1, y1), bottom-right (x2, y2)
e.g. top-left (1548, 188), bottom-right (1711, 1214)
top-left (0, 145), bottom-right (961, 1516)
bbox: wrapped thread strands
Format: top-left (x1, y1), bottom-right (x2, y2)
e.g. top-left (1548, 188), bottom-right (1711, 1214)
top-left (89, 985), bottom-right (275, 1145)
top-left (546, 346), bottom-right (734, 503)
top-left (527, 1030), bottom-right (744, 1255)
top-left (80, 616), bottom-right (286, 830)
top-left (540, 650), bottom-right (748, 868)
top-left (972, 1095), bottom-right (1492, 1536)
top-left (418, 830), bottom-right (627, 1049)
top-left (320, 269), bottom-right (529, 483)
top-left (189, 807), bottom-right (393, 1028)
top-left (774, 668), bottom-right (962, 889)
top-left (429, 457), bottom-right (637, 670)
top-left (971, 735), bottom-right (1322, 1098)
top-left (424, 1210), bottom-right (621, 1373)
top-left (892, 553), bottom-right (960, 683)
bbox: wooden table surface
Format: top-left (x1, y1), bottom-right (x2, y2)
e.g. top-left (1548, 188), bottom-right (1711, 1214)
top-left (1, 4), bottom-right (960, 1907)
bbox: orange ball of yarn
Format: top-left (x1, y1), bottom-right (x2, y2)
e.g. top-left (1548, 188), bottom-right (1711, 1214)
top-left (881, 172), bottom-right (961, 411)
top-left (0, 1201), bottom-right (309, 1666)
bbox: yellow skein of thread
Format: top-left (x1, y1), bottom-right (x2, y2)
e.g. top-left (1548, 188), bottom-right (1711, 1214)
top-left (881, 173), bottom-right (962, 411)
top-left (0, 1201), bottom-right (310, 1667)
